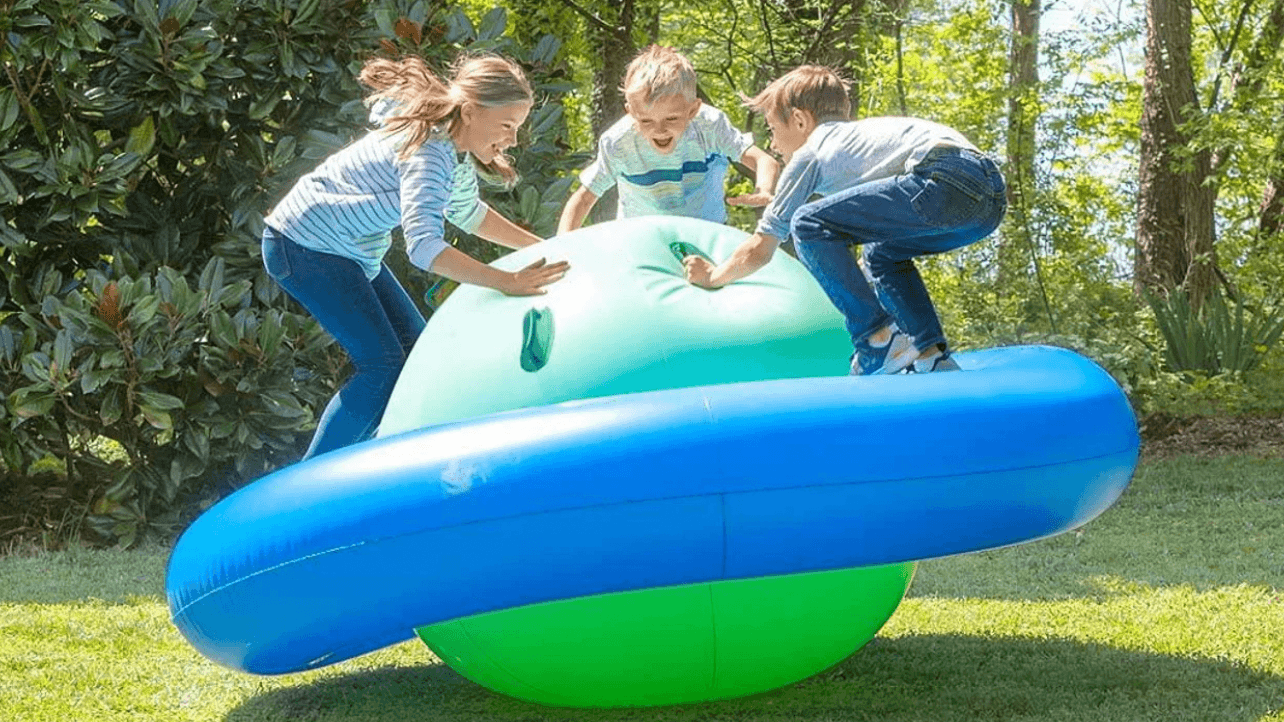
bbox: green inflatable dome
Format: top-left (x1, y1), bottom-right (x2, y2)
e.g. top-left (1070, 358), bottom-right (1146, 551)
top-left (379, 216), bottom-right (916, 707)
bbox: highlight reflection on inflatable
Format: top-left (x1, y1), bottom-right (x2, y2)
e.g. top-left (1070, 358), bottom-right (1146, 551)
top-left (165, 216), bottom-right (1140, 708)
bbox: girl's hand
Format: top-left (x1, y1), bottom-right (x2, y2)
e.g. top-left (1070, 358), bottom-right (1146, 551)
top-left (500, 258), bottom-right (569, 296)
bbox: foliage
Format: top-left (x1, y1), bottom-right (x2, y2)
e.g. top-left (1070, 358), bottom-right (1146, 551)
top-left (4, 0), bottom-right (1284, 546)
top-left (2, 259), bottom-right (339, 546)
top-left (1144, 286), bottom-right (1284, 375)
top-left (1, 0), bottom-right (582, 546)
top-left (1130, 345), bottom-right (1284, 418)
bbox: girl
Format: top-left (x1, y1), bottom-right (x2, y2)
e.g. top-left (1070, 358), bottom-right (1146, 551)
top-left (262, 54), bottom-right (568, 459)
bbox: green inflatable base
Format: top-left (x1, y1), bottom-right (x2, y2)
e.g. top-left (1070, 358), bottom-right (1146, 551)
top-left (417, 562), bottom-right (916, 708)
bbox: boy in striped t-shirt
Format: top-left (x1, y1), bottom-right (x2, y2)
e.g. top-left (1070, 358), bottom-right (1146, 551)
top-left (263, 54), bottom-right (567, 460)
top-left (557, 46), bottom-right (779, 233)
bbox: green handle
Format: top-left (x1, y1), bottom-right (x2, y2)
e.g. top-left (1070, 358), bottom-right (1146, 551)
top-left (520, 307), bottom-right (554, 372)
top-left (668, 241), bottom-right (710, 263)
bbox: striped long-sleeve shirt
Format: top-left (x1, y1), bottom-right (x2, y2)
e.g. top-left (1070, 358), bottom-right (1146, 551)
top-left (265, 103), bottom-right (489, 280)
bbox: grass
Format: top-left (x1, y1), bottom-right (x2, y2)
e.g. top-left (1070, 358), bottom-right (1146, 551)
top-left (2, 454), bottom-right (1282, 721)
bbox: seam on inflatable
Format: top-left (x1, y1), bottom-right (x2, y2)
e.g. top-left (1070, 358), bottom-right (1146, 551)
top-left (707, 583), bottom-right (719, 691)
top-left (171, 540), bottom-right (368, 618)
top-left (456, 619), bottom-right (564, 701)
top-left (719, 493), bottom-right (729, 578)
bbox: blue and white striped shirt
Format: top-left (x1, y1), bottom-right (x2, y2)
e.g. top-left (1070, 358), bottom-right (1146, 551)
top-left (266, 102), bottom-right (489, 280)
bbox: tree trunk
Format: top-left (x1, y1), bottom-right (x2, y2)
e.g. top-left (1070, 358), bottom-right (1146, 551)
top-left (586, 2), bottom-right (633, 138)
top-left (1136, 0), bottom-right (1216, 303)
top-left (1261, 117), bottom-right (1284, 237)
top-left (1003, 0), bottom-right (1039, 284)
top-left (586, 0), bottom-right (636, 224)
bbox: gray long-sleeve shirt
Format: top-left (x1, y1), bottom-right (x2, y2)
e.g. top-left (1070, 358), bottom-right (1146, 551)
top-left (757, 117), bottom-right (978, 241)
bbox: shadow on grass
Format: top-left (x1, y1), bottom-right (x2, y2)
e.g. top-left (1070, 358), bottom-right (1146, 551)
top-left (224, 634), bottom-right (1284, 722)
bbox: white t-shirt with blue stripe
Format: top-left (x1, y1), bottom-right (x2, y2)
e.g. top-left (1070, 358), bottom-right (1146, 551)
top-left (266, 103), bottom-right (489, 280)
top-left (580, 104), bottom-right (754, 223)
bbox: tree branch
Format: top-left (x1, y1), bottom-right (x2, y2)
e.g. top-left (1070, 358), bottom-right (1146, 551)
top-left (1211, 0), bottom-right (1284, 173)
top-left (554, 0), bottom-right (618, 36)
top-left (801, 0), bottom-right (849, 64)
top-left (1204, 0), bottom-right (1256, 112)
top-left (758, 0), bottom-right (780, 72)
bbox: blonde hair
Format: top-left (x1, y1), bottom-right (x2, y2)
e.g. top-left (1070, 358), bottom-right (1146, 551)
top-left (359, 54), bottom-right (532, 185)
top-left (621, 45), bottom-right (698, 106)
top-left (746, 65), bottom-right (851, 125)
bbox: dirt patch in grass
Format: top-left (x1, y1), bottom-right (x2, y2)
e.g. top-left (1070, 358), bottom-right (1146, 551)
top-left (1140, 412), bottom-right (1284, 460)
top-left (0, 472), bottom-right (86, 552)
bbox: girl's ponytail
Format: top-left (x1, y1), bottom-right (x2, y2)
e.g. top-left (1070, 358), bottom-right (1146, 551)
top-left (359, 56), bottom-right (457, 159)
top-left (358, 54), bottom-right (532, 185)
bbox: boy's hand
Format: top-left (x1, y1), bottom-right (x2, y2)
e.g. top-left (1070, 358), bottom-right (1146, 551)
top-left (683, 256), bottom-right (721, 289)
top-left (683, 232), bottom-right (778, 289)
top-left (727, 191), bottom-right (772, 207)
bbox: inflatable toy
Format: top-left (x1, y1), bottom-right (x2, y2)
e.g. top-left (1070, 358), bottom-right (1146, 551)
top-left (166, 217), bottom-right (1139, 707)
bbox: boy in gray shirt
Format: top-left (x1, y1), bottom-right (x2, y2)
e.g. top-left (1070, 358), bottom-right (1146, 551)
top-left (683, 65), bottom-right (1006, 375)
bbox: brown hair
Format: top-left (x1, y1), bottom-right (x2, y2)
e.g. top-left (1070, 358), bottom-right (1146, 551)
top-left (621, 45), bottom-right (698, 106)
top-left (359, 54), bottom-right (532, 185)
top-left (745, 65), bottom-right (851, 125)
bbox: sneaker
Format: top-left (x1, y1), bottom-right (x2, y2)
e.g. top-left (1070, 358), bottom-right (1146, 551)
top-left (912, 349), bottom-right (961, 373)
top-left (850, 325), bottom-right (918, 375)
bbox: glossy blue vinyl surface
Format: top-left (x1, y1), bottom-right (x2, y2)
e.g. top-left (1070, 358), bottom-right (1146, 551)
top-left (166, 345), bottom-right (1138, 674)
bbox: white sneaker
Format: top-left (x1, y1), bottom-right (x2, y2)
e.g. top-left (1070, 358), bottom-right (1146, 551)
top-left (912, 348), bottom-right (961, 373)
top-left (850, 325), bottom-right (918, 375)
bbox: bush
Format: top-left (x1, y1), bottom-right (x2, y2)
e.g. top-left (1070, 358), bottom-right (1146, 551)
top-left (2, 259), bottom-right (341, 546)
top-left (983, 300), bottom-right (1284, 423)
top-left (1, 0), bottom-right (582, 546)
top-left (1129, 346), bottom-right (1284, 419)
top-left (1144, 286), bottom-right (1284, 375)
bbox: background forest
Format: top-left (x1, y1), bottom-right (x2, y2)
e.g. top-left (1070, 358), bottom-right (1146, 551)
top-left (2, 0), bottom-right (1283, 548)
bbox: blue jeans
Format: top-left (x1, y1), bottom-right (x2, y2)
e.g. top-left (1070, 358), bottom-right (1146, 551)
top-left (262, 227), bottom-right (425, 459)
top-left (790, 146), bottom-right (1006, 354)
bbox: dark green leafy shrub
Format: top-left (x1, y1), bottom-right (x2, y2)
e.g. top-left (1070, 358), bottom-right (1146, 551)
top-left (1130, 346), bottom-right (1284, 419)
top-left (1, 0), bottom-right (582, 546)
top-left (2, 258), bottom-right (341, 546)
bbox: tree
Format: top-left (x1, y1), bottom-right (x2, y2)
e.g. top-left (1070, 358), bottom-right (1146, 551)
top-left (1215, 0), bottom-right (1284, 259)
top-left (1263, 120), bottom-right (1284, 236)
top-left (1136, 0), bottom-right (1216, 301)
top-left (1004, 0), bottom-right (1039, 285)
top-left (1137, 0), bottom-right (1284, 303)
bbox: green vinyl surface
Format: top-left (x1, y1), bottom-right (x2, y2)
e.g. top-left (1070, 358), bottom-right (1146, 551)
top-left (417, 563), bottom-right (916, 707)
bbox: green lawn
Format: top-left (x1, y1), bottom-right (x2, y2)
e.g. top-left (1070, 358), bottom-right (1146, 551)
top-left (2, 454), bottom-right (1282, 721)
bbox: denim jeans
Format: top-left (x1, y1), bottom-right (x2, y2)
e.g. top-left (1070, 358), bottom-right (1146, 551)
top-left (261, 227), bottom-right (425, 459)
top-left (790, 146), bottom-right (1006, 354)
